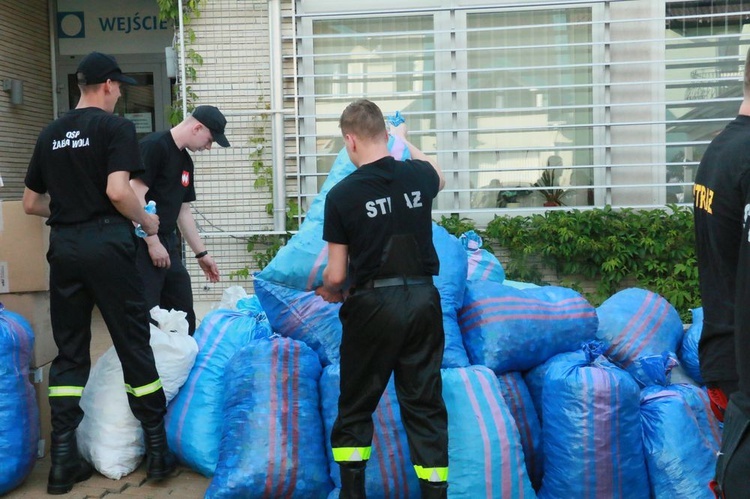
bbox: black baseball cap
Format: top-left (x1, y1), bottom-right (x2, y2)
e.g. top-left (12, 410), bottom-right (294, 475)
top-left (192, 105), bottom-right (230, 147)
top-left (76, 51), bottom-right (137, 86)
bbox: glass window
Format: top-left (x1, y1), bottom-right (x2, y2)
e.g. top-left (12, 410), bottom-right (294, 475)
top-left (466, 9), bottom-right (593, 209)
top-left (296, 6), bottom-right (595, 217)
top-left (306, 16), bottom-right (435, 191)
top-left (665, 1), bottom-right (749, 205)
top-left (293, 2), bottom-right (750, 220)
top-left (67, 72), bottom-right (157, 140)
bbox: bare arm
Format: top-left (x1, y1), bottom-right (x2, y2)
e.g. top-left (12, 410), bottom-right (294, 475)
top-left (390, 123), bottom-right (445, 191)
top-left (130, 177), bottom-right (169, 267)
top-left (108, 171), bottom-right (159, 235)
top-left (316, 242), bottom-right (349, 303)
top-left (177, 203), bottom-right (219, 282)
top-left (129, 177), bottom-right (149, 206)
top-left (22, 187), bottom-right (51, 218)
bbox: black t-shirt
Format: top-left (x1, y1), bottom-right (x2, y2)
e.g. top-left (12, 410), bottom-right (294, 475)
top-left (136, 130), bottom-right (196, 235)
top-left (24, 107), bottom-right (142, 225)
top-left (694, 115), bottom-right (750, 386)
top-left (323, 156), bottom-right (440, 286)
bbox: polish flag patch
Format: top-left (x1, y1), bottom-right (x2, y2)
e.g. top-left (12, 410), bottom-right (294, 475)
top-left (181, 171), bottom-right (190, 187)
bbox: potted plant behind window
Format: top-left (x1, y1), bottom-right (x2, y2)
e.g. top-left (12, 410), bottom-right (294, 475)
top-left (534, 156), bottom-right (569, 206)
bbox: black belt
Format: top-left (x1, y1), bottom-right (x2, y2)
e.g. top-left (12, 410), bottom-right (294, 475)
top-left (360, 276), bottom-right (433, 289)
top-left (53, 216), bottom-right (131, 230)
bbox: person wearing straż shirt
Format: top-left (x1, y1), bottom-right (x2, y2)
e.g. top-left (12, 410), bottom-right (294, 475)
top-left (316, 99), bottom-right (449, 499)
top-left (696, 47), bottom-right (750, 499)
top-left (22, 51), bottom-right (175, 495)
top-left (130, 106), bottom-right (227, 335)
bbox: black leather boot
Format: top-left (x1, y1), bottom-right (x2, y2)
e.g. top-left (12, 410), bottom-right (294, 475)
top-left (142, 420), bottom-right (177, 480)
top-left (47, 430), bottom-right (93, 495)
top-left (339, 462), bottom-right (366, 499)
top-left (419, 479), bottom-right (448, 499)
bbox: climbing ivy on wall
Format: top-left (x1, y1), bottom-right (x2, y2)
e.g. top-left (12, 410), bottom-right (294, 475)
top-left (156, 0), bottom-right (205, 124)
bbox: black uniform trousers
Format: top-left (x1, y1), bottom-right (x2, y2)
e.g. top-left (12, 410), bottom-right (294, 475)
top-left (47, 217), bottom-right (166, 434)
top-left (332, 281), bottom-right (449, 474)
top-left (136, 231), bottom-right (196, 334)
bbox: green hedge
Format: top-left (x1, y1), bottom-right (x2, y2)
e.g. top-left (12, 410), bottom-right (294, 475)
top-left (438, 205), bottom-right (699, 322)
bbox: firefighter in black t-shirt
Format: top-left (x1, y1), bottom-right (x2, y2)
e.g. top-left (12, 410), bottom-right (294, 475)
top-left (316, 99), bottom-right (449, 499)
top-left (696, 48), bottom-right (750, 498)
top-left (130, 106), bottom-right (227, 335)
top-left (23, 52), bottom-right (175, 495)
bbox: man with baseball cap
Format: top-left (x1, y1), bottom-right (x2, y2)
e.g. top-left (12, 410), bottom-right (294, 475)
top-left (23, 51), bottom-right (175, 494)
top-left (76, 51), bottom-right (138, 86)
top-left (130, 105), bottom-right (229, 335)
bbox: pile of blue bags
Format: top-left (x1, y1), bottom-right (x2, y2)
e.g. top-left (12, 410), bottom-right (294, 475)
top-left (171, 136), bottom-right (719, 498)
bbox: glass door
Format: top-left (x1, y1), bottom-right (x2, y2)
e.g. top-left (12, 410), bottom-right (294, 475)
top-left (57, 58), bottom-right (171, 138)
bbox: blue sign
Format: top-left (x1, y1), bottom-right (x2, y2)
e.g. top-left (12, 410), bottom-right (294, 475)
top-left (57, 11), bottom-right (85, 39)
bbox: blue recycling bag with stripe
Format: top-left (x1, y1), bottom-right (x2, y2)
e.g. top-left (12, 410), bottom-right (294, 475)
top-left (0, 306), bottom-right (40, 496)
top-left (460, 230), bottom-right (505, 283)
top-left (460, 281), bottom-right (598, 374)
top-left (497, 371), bottom-right (543, 490)
top-left (206, 337), bottom-right (332, 498)
top-left (636, 354), bottom-right (720, 498)
top-left (165, 296), bottom-right (272, 476)
top-left (539, 343), bottom-right (648, 499)
top-left (442, 366), bottom-right (536, 498)
top-left (596, 288), bottom-right (684, 371)
top-left (254, 276), bottom-right (342, 366)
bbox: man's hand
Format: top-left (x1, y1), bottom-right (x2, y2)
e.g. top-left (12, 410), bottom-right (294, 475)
top-left (198, 254), bottom-right (220, 283)
top-left (315, 286), bottom-right (344, 303)
top-left (146, 237), bottom-right (170, 268)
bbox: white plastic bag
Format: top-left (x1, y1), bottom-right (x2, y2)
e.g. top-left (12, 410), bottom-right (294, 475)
top-left (77, 308), bottom-right (198, 479)
top-left (211, 285), bottom-right (249, 311)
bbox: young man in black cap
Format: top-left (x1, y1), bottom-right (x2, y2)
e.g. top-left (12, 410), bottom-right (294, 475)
top-left (316, 99), bottom-right (449, 499)
top-left (129, 105), bottom-right (228, 335)
top-left (23, 51), bottom-right (175, 494)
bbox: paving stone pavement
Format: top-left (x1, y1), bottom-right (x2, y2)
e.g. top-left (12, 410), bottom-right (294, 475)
top-left (4, 457), bottom-right (210, 498)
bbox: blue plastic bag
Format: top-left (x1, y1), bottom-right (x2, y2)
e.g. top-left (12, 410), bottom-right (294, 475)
top-left (165, 296), bottom-right (272, 476)
top-left (641, 372), bottom-right (721, 498)
top-left (0, 305), bottom-right (40, 495)
top-left (496, 371), bottom-right (543, 490)
top-left (596, 288), bottom-right (684, 369)
top-left (460, 281), bottom-right (598, 374)
top-left (460, 230), bottom-right (505, 283)
top-left (442, 366), bottom-right (536, 498)
top-left (432, 224), bottom-right (469, 368)
top-left (539, 343), bottom-right (648, 499)
top-left (254, 277), bottom-right (342, 366)
top-left (678, 307), bottom-right (703, 385)
top-left (206, 337), bottom-right (332, 498)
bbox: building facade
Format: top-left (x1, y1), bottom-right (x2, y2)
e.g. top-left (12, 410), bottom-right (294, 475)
top-left (0, 0), bottom-right (748, 307)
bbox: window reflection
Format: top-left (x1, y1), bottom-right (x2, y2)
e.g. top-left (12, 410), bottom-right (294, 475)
top-left (67, 72), bottom-right (156, 140)
top-left (665, 2), bottom-right (748, 205)
top-left (466, 9), bottom-right (594, 209)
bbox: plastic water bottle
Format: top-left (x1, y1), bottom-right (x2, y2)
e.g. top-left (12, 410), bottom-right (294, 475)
top-left (134, 200), bottom-right (156, 238)
top-left (386, 110), bottom-right (405, 127)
